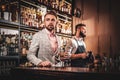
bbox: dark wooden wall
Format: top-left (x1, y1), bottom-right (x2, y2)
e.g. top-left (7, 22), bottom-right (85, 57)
top-left (73, 0), bottom-right (120, 57)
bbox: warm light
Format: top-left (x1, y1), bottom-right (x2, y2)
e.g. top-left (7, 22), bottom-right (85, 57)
top-left (1, 5), bottom-right (6, 11)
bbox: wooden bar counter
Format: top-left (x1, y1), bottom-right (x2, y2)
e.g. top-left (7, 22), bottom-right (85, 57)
top-left (11, 66), bottom-right (120, 80)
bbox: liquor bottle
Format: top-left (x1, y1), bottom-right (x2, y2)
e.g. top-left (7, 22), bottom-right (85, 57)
top-left (2, 43), bottom-right (7, 56)
top-left (1, 31), bottom-right (6, 43)
top-left (0, 44), bottom-right (2, 56)
top-left (1, 4), bottom-right (9, 20)
top-left (27, 32), bottom-right (33, 46)
top-left (0, 5), bottom-right (5, 19)
top-left (59, 0), bottom-right (63, 11)
top-left (10, 4), bottom-right (18, 22)
top-left (21, 7), bottom-right (25, 25)
top-left (57, 23), bottom-right (62, 33)
top-left (0, 6), bottom-right (1, 19)
top-left (56, 0), bottom-right (59, 10)
top-left (21, 32), bottom-right (28, 55)
top-left (21, 7), bottom-right (29, 25)
top-left (22, 40), bottom-right (28, 56)
top-left (0, 31), bottom-right (2, 44)
top-left (6, 36), bottom-right (11, 44)
top-left (8, 34), bottom-right (15, 55)
top-left (68, 4), bottom-right (71, 15)
top-left (14, 34), bottom-right (19, 54)
top-left (36, 9), bottom-right (42, 24)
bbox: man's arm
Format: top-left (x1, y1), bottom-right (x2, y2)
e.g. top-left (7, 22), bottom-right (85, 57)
top-left (65, 39), bottom-right (88, 60)
top-left (70, 53), bottom-right (88, 59)
top-left (27, 33), bottom-right (42, 66)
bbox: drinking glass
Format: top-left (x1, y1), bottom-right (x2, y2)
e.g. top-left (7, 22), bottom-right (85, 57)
top-left (59, 46), bottom-right (73, 67)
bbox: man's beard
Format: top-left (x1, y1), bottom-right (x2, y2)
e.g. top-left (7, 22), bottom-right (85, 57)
top-left (46, 25), bottom-right (54, 32)
top-left (80, 31), bottom-right (86, 38)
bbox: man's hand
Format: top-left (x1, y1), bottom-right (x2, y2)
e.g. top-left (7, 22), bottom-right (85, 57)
top-left (59, 52), bottom-right (70, 61)
top-left (38, 61), bottom-right (52, 67)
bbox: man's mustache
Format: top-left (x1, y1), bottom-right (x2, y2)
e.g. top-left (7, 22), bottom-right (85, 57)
top-left (48, 24), bottom-right (54, 27)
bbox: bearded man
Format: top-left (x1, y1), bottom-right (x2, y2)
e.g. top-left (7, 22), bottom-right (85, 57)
top-left (65, 23), bottom-right (94, 67)
top-left (27, 10), bottom-right (62, 67)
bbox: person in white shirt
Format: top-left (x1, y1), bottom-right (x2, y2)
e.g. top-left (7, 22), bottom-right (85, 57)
top-left (65, 23), bottom-right (94, 67)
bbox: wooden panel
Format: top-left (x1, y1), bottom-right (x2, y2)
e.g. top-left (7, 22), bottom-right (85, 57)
top-left (73, 0), bottom-right (120, 56)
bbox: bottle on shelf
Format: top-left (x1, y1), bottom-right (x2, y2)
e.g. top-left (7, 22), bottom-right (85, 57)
top-left (1, 4), bottom-right (9, 20)
top-left (20, 35), bottom-right (28, 56)
top-left (57, 19), bottom-right (72, 34)
top-left (36, 9), bottom-right (42, 25)
top-left (68, 4), bottom-right (71, 15)
top-left (20, 6), bottom-right (45, 28)
top-left (0, 28), bottom-right (19, 56)
top-left (0, 31), bottom-right (1, 42)
top-left (9, 3), bottom-right (18, 22)
top-left (14, 34), bottom-right (19, 54)
top-left (20, 32), bottom-right (34, 56)
top-left (1, 43), bottom-right (7, 56)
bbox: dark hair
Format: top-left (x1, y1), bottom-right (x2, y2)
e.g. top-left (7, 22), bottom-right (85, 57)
top-left (75, 23), bottom-right (86, 31)
top-left (44, 10), bottom-right (57, 19)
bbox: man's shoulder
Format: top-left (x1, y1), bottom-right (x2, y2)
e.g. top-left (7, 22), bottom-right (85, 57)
top-left (71, 36), bottom-right (76, 41)
top-left (35, 29), bottom-right (45, 34)
top-left (33, 29), bottom-right (45, 37)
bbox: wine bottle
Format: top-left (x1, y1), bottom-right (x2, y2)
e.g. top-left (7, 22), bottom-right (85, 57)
top-left (1, 4), bottom-right (9, 20)
top-left (10, 4), bottom-right (18, 22)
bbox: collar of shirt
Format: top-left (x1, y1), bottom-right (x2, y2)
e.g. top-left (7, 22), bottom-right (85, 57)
top-left (45, 28), bottom-right (55, 37)
top-left (74, 36), bottom-right (83, 41)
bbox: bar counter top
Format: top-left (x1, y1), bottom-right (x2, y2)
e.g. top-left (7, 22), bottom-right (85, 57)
top-left (11, 66), bottom-right (120, 80)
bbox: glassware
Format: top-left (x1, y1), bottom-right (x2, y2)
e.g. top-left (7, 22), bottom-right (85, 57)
top-left (59, 46), bottom-right (73, 67)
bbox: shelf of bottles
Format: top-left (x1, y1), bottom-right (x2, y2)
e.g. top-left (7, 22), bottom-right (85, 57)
top-left (0, 0), bottom-right (19, 23)
top-left (56, 16), bottom-right (72, 35)
top-left (42, 0), bottom-right (73, 35)
top-left (0, 0), bottom-right (73, 55)
top-left (59, 35), bottom-right (71, 48)
top-left (20, 30), bottom-right (35, 56)
top-left (20, 0), bottom-right (47, 29)
top-left (0, 28), bottom-right (19, 56)
top-left (1, 0), bottom-right (73, 34)
top-left (38, 0), bottom-right (72, 15)
top-left (20, 0), bottom-right (73, 35)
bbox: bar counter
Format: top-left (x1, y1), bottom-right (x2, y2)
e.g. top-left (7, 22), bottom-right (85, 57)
top-left (11, 66), bottom-right (120, 80)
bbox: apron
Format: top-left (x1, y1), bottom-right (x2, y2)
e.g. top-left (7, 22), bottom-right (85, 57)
top-left (71, 38), bottom-right (87, 67)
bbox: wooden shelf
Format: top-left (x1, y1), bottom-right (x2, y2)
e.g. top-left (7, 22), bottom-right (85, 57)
top-left (0, 56), bottom-right (20, 60)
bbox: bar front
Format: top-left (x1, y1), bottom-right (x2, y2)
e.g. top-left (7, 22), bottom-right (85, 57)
top-left (11, 66), bottom-right (120, 80)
